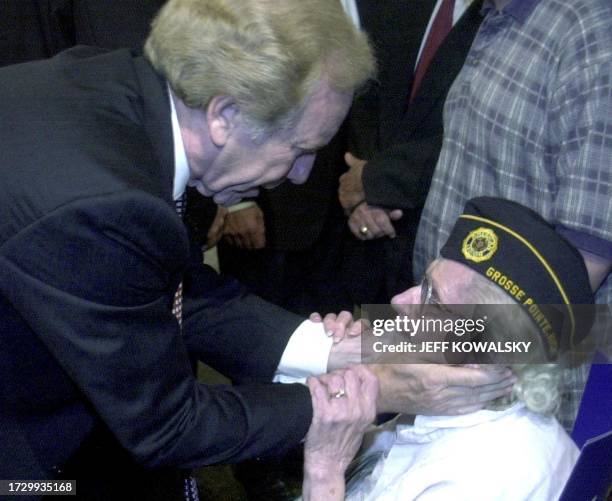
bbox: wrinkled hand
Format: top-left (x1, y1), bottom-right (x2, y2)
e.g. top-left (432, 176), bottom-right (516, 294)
top-left (370, 363), bottom-right (516, 415)
top-left (205, 206), bottom-right (228, 248)
top-left (310, 311), bottom-right (364, 343)
top-left (348, 202), bottom-right (403, 240)
top-left (303, 366), bottom-right (378, 501)
top-left (222, 204), bottom-right (266, 249)
top-left (338, 153), bottom-right (367, 212)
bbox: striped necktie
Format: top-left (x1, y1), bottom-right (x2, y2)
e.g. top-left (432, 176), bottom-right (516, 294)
top-left (172, 193), bottom-right (187, 326)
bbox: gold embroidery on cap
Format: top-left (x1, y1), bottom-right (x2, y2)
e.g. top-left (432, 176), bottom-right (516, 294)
top-left (462, 227), bottom-right (498, 263)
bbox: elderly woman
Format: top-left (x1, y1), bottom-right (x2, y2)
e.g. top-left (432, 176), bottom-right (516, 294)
top-left (302, 197), bottom-right (593, 500)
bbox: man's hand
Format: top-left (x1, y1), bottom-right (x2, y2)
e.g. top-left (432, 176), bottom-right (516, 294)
top-left (370, 363), bottom-right (516, 415)
top-left (205, 206), bottom-right (228, 248)
top-left (222, 204), bottom-right (266, 249)
top-left (348, 202), bottom-right (403, 240)
top-left (338, 152), bottom-right (367, 211)
top-left (310, 311), bottom-right (364, 343)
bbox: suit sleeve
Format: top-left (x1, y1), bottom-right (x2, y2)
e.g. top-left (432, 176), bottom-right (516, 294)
top-left (361, 133), bottom-right (443, 211)
top-left (181, 259), bottom-right (306, 383)
top-left (0, 191), bottom-right (312, 467)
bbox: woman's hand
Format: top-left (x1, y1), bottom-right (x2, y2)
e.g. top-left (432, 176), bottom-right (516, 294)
top-left (302, 365), bottom-right (378, 501)
top-left (309, 311), bottom-right (364, 344)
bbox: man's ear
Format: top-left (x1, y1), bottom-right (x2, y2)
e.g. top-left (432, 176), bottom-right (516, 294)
top-left (207, 95), bottom-right (239, 147)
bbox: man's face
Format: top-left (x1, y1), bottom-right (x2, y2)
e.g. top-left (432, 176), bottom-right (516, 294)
top-left (391, 258), bottom-right (477, 307)
top-left (189, 78), bottom-right (353, 206)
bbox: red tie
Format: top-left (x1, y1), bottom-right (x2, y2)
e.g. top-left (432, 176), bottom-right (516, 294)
top-left (410, 0), bottom-right (455, 103)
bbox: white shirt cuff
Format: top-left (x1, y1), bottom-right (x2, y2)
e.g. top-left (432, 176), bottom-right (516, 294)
top-left (273, 320), bottom-right (333, 384)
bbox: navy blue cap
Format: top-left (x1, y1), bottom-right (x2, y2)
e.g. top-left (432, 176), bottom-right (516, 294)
top-left (440, 197), bottom-right (594, 358)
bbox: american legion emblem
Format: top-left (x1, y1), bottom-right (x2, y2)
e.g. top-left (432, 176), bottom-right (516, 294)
top-left (462, 227), bottom-right (498, 263)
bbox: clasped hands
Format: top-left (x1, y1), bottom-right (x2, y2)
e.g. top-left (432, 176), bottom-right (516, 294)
top-left (338, 153), bottom-right (403, 240)
top-left (311, 309), bottom-right (516, 416)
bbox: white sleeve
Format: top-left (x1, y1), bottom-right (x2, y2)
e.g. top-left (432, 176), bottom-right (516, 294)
top-left (273, 320), bottom-right (333, 384)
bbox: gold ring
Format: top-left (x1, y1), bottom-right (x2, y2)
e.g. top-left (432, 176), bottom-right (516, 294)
top-left (359, 226), bottom-right (369, 236)
top-left (330, 389), bottom-right (346, 399)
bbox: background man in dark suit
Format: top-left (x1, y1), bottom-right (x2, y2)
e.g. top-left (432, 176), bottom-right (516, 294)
top-left (339, 0), bottom-right (485, 305)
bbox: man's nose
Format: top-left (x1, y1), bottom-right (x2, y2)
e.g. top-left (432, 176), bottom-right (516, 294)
top-left (287, 153), bottom-right (316, 184)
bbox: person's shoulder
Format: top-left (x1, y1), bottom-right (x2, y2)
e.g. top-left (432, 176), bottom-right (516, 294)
top-left (472, 406), bottom-right (578, 480)
top-left (539, 0), bottom-right (612, 55)
top-left (381, 408), bottom-right (574, 499)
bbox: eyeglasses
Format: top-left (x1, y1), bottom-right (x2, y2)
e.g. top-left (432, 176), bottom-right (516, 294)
top-left (419, 274), bottom-right (455, 316)
top-left (420, 275), bottom-right (441, 306)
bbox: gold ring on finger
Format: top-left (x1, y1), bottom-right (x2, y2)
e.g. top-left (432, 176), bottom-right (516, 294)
top-left (330, 388), bottom-right (346, 399)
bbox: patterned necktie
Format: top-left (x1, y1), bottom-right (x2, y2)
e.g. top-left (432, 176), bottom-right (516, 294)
top-left (172, 193), bottom-right (187, 326)
top-left (174, 192), bottom-right (199, 501)
top-left (410, 0), bottom-right (456, 103)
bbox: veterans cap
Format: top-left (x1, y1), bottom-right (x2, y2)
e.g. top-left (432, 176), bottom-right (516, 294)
top-left (440, 197), bottom-right (594, 358)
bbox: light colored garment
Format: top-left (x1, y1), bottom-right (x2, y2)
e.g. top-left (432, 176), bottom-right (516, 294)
top-left (414, 0), bottom-right (612, 307)
top-left (348, 403), bottom-right (578, 500)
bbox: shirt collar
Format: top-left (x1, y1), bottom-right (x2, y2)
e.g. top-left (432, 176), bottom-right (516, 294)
top-left (168, 86), bottom-right (190, 201)
top-left (481, 0), bottom-right (540, 23)
top-left (394, 402), bottom-right (526, 443)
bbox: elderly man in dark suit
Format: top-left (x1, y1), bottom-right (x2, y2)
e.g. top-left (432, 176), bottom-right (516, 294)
top-left (0, 0), bottom-right (374, 497)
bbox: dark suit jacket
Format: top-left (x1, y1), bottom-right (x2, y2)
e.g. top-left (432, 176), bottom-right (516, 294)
top-left (357, 0), bottom-right (484, 210)
top-left (0, 48), bottom-right (312, 483)
top-left (342, 0), bottom-right (485, 303)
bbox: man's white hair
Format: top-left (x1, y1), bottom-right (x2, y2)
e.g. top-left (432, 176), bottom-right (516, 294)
top-left (144, 0), bottom-right (375, 137)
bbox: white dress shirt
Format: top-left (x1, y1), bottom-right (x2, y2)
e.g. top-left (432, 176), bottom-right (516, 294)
top-left (349, 403), bottom-right (578, 500)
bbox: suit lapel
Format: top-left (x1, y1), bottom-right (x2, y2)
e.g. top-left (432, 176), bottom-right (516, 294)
top-left (403, 0), bottom-right (484, 132)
